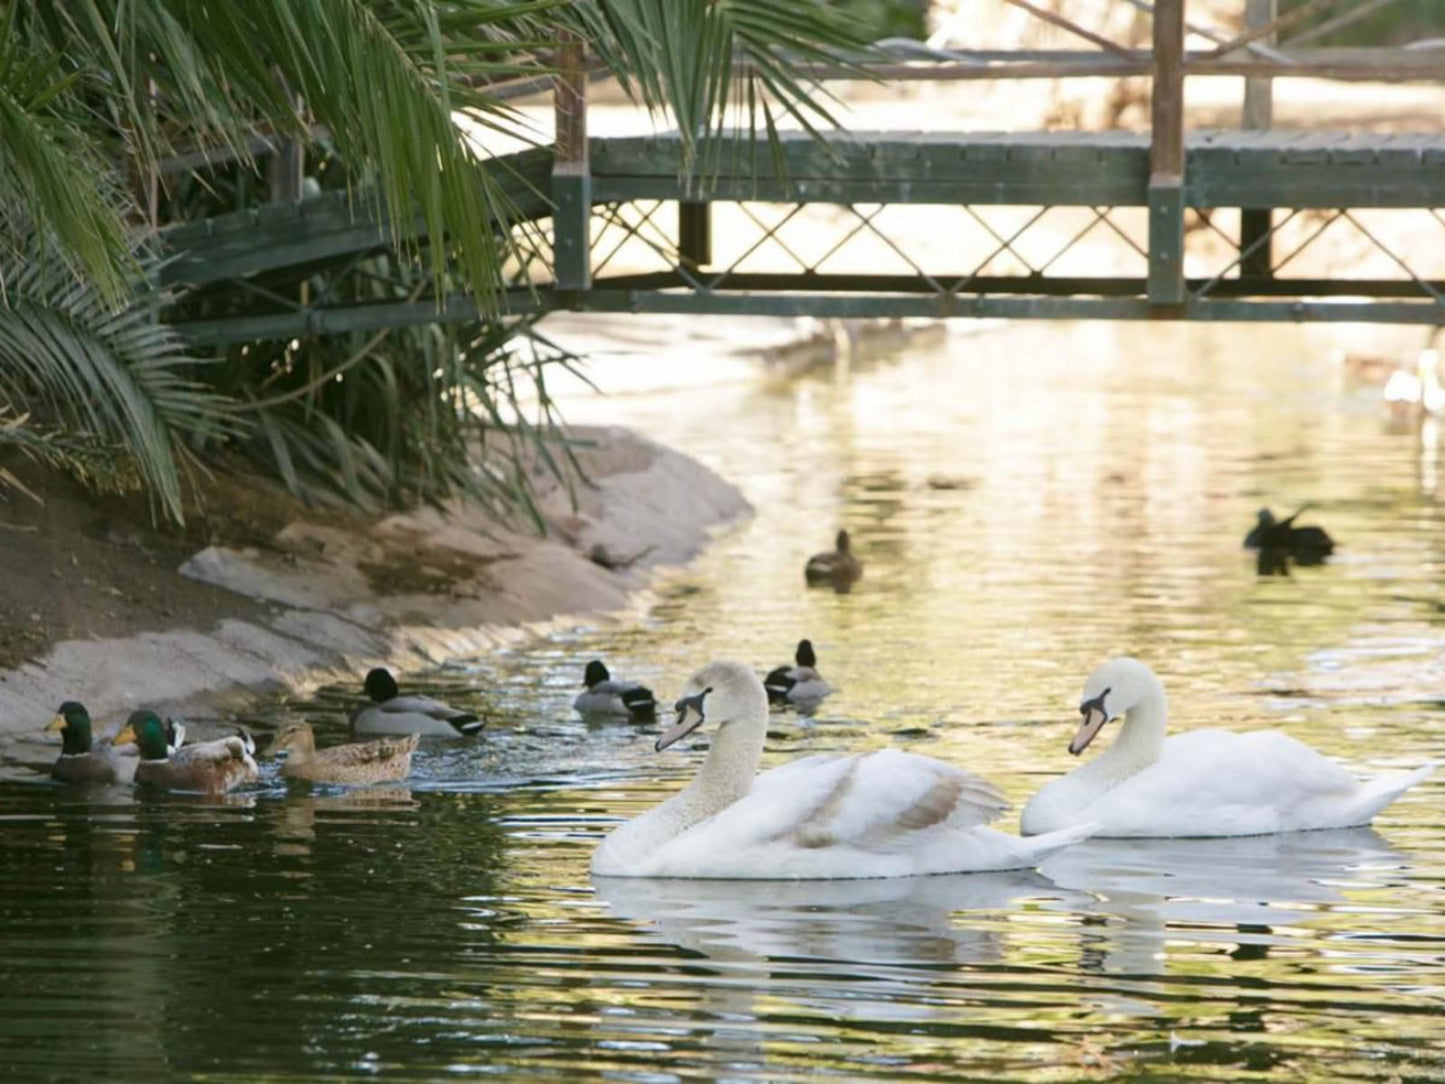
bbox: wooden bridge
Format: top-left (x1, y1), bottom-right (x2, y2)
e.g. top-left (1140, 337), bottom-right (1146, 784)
top-left (160, 1), bottom-right (1445, 345)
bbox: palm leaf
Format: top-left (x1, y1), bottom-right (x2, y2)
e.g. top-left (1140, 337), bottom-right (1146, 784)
top-left (574, 0), bottom-right (869, 182)
top-left (0, 230), bottom-right (238, 523)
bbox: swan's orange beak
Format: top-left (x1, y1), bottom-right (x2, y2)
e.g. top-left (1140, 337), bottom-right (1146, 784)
top-left (1069, 705), bottom-right (1108, 756)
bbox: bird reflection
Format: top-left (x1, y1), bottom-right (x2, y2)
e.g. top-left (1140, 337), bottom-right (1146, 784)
top-left (593, 869), bottom-right (1073, 969)
top-left (1039, 828), bottom-right (1409, 974)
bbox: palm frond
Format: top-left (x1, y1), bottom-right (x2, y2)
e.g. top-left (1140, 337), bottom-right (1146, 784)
top-left (575, 0), bottom-right (869, 181)
top-left (0, 230), bottom-right (239, 523)
top-left (0, 7), bottom-right (132, 299)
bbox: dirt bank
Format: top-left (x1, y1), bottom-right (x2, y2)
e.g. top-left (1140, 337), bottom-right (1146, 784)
top-left (0, 425), bottom-right (748, 740)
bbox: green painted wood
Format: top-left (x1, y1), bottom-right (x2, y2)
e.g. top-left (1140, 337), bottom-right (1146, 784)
top-left (159, 147), bottom-right (552, 287)
top-left (1147, 176), bottom-right (1186, 304)
top-left (159, 128), bottom-right (1445, 338)
top-left (678, 201), bottom-right (712, 268)
top-left (551, 166), bottom-right (591, 290)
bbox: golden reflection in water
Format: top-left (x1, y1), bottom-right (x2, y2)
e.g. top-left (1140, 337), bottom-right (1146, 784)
top-left (4, 321), bottom-right (1444, 1081)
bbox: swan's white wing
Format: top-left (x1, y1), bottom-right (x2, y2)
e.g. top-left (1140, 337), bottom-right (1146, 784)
top-left (1154, 729), bottom-right (1357, 800)
top-left (1085, 729), bottom-right (1362, 837)
top-left (730, 748), bottom-right (1008, 851)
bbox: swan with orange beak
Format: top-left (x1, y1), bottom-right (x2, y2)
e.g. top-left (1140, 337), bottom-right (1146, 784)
top-left (1022, 657), bottom-right (1435, 838)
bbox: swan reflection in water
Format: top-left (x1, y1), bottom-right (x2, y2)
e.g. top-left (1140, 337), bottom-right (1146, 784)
top-left (594, 867), bottom-right (1072, 970)
top-left (594, 828), bottom-right (1410, 976)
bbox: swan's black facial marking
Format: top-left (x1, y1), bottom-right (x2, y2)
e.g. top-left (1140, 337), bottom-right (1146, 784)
top-left (656, 686), bottom-right (713, 752)
top-left (674, 688), bottom-right (711, 723)
top-left (1079, 686), bottom-right (1111, 721)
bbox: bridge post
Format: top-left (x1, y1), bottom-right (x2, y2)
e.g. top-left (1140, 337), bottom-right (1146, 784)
top-left (1240, 0), bottom-right (1276, 279)
top-left (1147, 0), bottom-right (1186, 306)
top-left (552, 30), bottom-right (591, 291)
top-left (678, 202), bottom-right (711, 270)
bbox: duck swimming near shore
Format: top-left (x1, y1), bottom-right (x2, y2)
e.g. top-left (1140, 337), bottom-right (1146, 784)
top-left (46, 703), bottom-right (183, 785)
top-left (269, 722), bottom-right (418, 785)
top-left (763, 639), bottom-right (834, 709)
top-left (574, 660), bottom-right (657, 719)
top-left (591, 661), bottom-right (1095, 879)
top-left (46, 702), bottom-right (134, 785)
top-left (805, 529), bottom-right (863, 589)
top-left (351, 668), bottom-right (485, 738)
top-left (1020, 657), bottom-right (1434, 838)
top-left (114, 711), bottom-right (259, 795)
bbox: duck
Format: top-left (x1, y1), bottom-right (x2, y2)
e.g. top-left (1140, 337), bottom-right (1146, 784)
top-left (113, 711), bottom-right (259, 795)
top-left (45, 702), bottom-right (135, 785)
top-left (45, 703), bottom-right (185, 785)
top-left (1243, 506), bottom-right (1335, 564)
top-left (591, 660), bottom-right (1095, 879)
top-left (1020, 657), bottom-right (1435, 839)
top-left (351, 667), bottom-right (485, 738)
top-left (268, 721), bottom-right (419, 785)
top-left (574, 660), bottom-right (656, 718)
top-left (804, 529), bottom-right (862, 588)
top-left (763, 639), bottom-right (834, 709)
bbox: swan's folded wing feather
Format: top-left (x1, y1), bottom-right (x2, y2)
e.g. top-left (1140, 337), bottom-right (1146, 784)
top-left (742, 749), bottom-right (1007, 852)
top-left (1156, 729), bottom-right (1359, 803)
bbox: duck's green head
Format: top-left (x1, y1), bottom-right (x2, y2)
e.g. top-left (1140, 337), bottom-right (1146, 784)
top-left (113, 711), bottom-right (170, 761)
top-left (46, 701), bottom-right (94, 755)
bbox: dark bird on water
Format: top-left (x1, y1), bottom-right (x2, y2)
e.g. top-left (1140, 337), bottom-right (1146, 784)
top-left (763, 639), bottom-right (834, 708)
top-left (1244, 506), bottom-right (1336, 566)
top-left (805, 529), bottom-right (863, 589)
top-left (574, 660), bottom-right (657, 719)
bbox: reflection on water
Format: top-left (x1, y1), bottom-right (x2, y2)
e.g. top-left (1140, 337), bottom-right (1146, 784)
top-left (2, 321), bottom-right (1444, 1081)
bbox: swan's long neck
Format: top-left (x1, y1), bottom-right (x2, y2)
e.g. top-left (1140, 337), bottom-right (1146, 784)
top-left (1094, 686), bottom-right (1168, 782)
top-left (675, 714), bottom-right (766, 821)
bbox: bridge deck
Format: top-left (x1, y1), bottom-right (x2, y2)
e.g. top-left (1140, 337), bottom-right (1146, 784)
top-left (159, 128), bottom-right (1445, 340)
top-left (592, 130), bottom-right (1445, 209)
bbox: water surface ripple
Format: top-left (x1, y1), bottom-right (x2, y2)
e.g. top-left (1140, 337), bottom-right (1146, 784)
top-left (3, 322), bottom-right (1443, 1081)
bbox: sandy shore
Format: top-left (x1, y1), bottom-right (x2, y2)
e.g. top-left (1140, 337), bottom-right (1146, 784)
top-left (0, 425), bottom-right (748, 742)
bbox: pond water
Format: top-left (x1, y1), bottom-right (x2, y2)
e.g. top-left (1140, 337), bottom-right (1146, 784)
top-left (4, 321), bottom-right (1444, 1081)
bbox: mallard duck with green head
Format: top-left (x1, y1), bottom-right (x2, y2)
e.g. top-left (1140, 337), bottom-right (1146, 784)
top-left (113, 711), bottom-right (259, 795)
top-left (45, 701), bottom-right (133, 785)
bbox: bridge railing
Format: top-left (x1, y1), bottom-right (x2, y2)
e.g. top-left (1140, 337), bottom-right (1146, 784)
top-left (528, 0), bottom-right (1445, 324)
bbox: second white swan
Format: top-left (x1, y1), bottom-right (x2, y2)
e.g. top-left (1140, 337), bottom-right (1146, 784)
top-left (1021, 657), bottom-right (1435, 838)
top-left (592, 660), bottom-right (1094, 879)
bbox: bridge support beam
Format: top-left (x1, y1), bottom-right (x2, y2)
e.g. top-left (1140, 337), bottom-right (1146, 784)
top-left (1147, 0), bottom-right (1186, 306)
top-left (1239, 0), bottom-right (1276, 279)
top-left (678, 201), bottom-right (711, 269)
top-left (552, 31), bottom-right (591, 291)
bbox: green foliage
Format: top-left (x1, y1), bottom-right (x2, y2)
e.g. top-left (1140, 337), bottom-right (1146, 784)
top-left (0, 0), bottom-right (863, 526)
top-left (573, 0), bottom-right (866, 182)
top-left (1280, 0), bottom-right (1445, 45)
top-left (0, 224), bottom-right (236, 523)
top-left (827, 0), bottom-right (928, 42)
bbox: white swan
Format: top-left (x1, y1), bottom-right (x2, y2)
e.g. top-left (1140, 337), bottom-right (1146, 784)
top-left (1021, 657), bottom-right (1435, 838)
top-left (591, 660), bottom-right (1095, 879)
